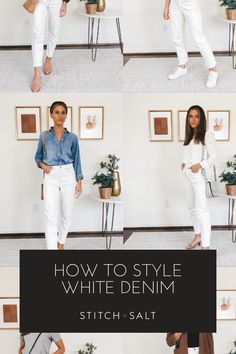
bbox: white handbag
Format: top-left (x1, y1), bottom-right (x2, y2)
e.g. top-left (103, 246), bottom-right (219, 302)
top-left (201, 146), bottom-right (219, 198)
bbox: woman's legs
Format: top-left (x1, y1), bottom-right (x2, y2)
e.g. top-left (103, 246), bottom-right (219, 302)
top-left (32, 1), bottom-right (48, 92)
top-left (57, 165), bottom-right (76, 248)
top-left (44, 170), bottom-right (60, 250)
top-left (185, 171), bottom-right (211, 248)
top-left (44, 0), bottom-right (61, 75)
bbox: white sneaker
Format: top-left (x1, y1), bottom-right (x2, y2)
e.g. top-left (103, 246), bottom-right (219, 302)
top-left (168, 66), bottom-right (187, 80)
top-left (206, 70), bottom-right (218, 88)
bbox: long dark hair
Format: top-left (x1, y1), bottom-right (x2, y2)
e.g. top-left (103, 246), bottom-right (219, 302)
top-left (50, 101), bottom-right (68, 114)
top-left (184, 105), bottom-right (206, 146)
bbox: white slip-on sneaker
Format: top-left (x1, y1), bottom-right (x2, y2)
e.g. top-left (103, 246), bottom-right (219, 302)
top-left (206, 70), bottom-right (218, 88)
top-left (168, 66), bottom-right (188, 80)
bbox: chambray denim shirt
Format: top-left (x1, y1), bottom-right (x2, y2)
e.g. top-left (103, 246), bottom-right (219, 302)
top-left (35, 128), bottom-right (83, 180)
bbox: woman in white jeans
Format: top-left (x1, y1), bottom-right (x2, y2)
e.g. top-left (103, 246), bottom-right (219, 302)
top-left (31, 0), bottom-right (70, 92)
top-left (166, 332), bottom-right (214, 354)
top-left (35, 101), bottom-right (83, 250)
top-left (182, 105), bottom-right (217, 250)
top-left (163, 0), bottom-right (218, 88)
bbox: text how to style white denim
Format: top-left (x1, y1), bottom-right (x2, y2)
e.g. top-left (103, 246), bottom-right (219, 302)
top-left (32, 0), bottom-right (62, 67)
top-left (43, 164), bottom-right (76, 250)
top-left (188, 348), bottom-right (199, 354)
top-left (183, 167), bottom-right (211, 248)
top-left (170, 0), bottom-right (216, 68)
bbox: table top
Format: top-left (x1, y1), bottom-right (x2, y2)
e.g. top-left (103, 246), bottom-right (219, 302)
top-left (78, 8), bottom-right (123, 19)
top-left (218, 16), bottom-right (236, 24)
top-left (90, 195), bottom-right (123, 204)
top-left (219, 193), bottom-right (236, 199)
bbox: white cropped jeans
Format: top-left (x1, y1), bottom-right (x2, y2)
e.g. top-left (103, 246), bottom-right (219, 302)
top-left (170, 0), bottom-right (216, 68)
top-left (188, 348), bottom-right (199, 354)
top-left (44, 164), bottom-right (76, 250)
top-left (32, 0), bottom-right (62, 67)
top-left (183, 167), bottom-right (211, 248)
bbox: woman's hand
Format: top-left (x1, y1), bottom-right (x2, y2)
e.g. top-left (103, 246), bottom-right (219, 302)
top-left (39, 162), bottom-right (53, 174)
top-left (163, 7), bottom-right (170, 20)
top-left (190, 163), bottom-right (202, 173)
top-left (75, 180), bottom-right (82, 198)
top-left (60, 2), bottom-right (67, 17)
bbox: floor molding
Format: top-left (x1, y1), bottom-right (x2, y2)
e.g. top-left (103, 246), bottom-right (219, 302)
top-left (123, 50), bottom-right (230, 65)
top-left (0, 43), bottom-right (120, 51)
top-left (123, 225), bottom-right (230, 242)
top-left (0, 231), bottom-right (123, 239)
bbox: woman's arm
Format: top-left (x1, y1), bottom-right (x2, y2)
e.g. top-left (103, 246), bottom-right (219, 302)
top-left (18, 339), bottom-right (25, 354)
top-left (35, 133), bottom-right (52, 174)
top-left (52, 339), bottom-right (65, 354)
top-left (166, 332), bottom-right (182, 347)
top-left (72, 135), bottom-right (83, 198)
top-left (60, 1), bottom-right (70, 17)
top-left (200, 131), bottom-right (217, 170)
top-left (163, 0), bottom-right (171, 19)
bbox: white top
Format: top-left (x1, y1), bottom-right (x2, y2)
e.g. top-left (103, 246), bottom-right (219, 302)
top-left (78, 9), bottom-right (123, 19)
top-left (21, 333), bottom-right (61, 354)
top-left (182, 131), bottom-right (217, 169)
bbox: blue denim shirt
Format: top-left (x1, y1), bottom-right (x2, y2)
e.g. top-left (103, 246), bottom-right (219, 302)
top-left (35, 128), bottom-right (83, 180)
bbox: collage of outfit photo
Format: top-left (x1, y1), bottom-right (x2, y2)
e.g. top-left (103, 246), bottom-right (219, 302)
top-left (0, 0), bottom-right (236, 353)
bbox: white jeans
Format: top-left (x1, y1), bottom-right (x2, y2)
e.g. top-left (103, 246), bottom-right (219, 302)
top-left (188, 348), bottom-right (199, 354)
top-left (44, 164), bottom-right (76, 250)
top-left (170, 0), bottom-right (216, 68)
top-left (32, 0), bottom-right (62, 67)
top-left (183, 168), bottom-right (211, 247)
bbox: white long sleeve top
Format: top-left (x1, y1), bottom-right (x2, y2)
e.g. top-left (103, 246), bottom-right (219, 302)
top-left (182, 131), bottom-right (217, 169)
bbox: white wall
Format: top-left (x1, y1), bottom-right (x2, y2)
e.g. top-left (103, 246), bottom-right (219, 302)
top-left (0, 93), bottom-right (124, 233)
top-left (124, 0), bottom-right (228, 53)
top-left (0, 1), bottom-right (123, 45)
top-left (124, 93), bottom-right (236, 228)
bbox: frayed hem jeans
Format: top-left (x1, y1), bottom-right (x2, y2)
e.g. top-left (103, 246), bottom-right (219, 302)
top-left (183, 167), bottom-right (211, 248)
top-left (170, 0), bottom-right (216, 68)
top-left (32, 0), bottom-right (62, 67)
top-left (43, 164), bottom-right (76, 250)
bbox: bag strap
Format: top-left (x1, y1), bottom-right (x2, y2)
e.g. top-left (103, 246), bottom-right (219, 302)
top-left (28, 333), bottom-right (41, 354)
top-left (42, 131), bottom-right (48, 178)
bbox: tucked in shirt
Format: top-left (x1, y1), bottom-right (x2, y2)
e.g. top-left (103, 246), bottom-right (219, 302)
top-left (35, 128), bottom-right (83, 181)
top-left (182, 130), bottom-right (217, 170)
top-left (187, 333), bottom-right (199, 348)
top-left (20, 333), bottom-right (61, 354)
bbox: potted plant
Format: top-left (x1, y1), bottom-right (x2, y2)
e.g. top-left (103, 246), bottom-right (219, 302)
top-left (100, 154), bottom-right (121, 196)
top-left (80, 0), bottom-right (98, 15)
top-left (92, 171), bottom-right (115, 199)
top-left (219, 155), bottom-right (236, 195)
top-left (229, 339), bottom-right (236, 354)
top-left (78, 343), bottom-right (97, 354)
top-left (219, 0), bottom-right (236, 20)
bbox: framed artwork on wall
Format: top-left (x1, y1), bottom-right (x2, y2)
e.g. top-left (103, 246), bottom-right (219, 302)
top-left (15, 106), bottom-right (41, 140)
top-left (0, 298), bottom-right (19, 329)
top-left (148, 110), bottom-right (173, 142)
top-left (178, 110), bottom-right (187, 142)
top-left (79, 106), bottom-right (104, 140)
top-left (47, 106), bottom-right (73, 132)
top-left (217, 290), bottom-right (236, 320)
top-left (207, 110), bottom-right (230, 141)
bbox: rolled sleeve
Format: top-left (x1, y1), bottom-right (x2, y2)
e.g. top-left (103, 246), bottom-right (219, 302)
top-left (35, 133), bottom-right (44, 167)
top-left (72, 135), bottom-right (83, 181)
top-left (200, 131), bottom-right (217, 170)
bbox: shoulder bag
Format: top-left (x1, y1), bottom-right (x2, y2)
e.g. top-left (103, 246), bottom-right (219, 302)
top-left (201, 146), bottom-right (219, 198)
top-left (23, 0), bottom-right (36, 14)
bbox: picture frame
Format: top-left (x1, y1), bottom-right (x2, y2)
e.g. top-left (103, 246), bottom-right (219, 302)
top-left (0, 297), bottom-right (19, 329)
top-left (178, 110), bottom-right (187, 142)
top-left (79, 106), bottom-right (104, 140)
top-left (47, 106), bottom-right (73, 132)
top-left (207, 110), bottom-right (230, 141)
top-left (16, 106), bottom-right (41, 140)
top-left (148, 110), bottom-right (173, 142)
top-left (217, 290), bottom-right (236, 320)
